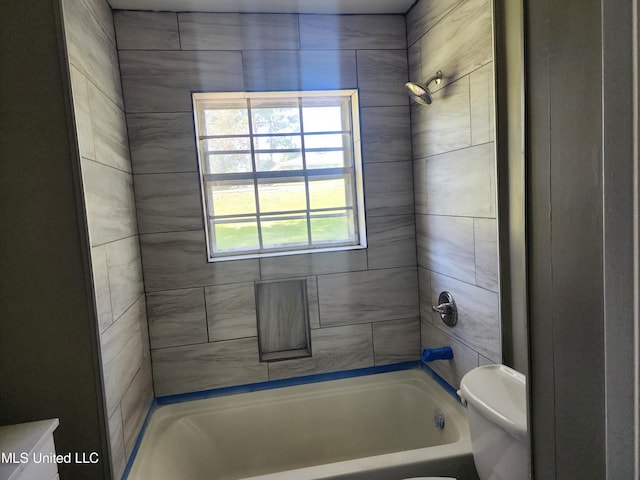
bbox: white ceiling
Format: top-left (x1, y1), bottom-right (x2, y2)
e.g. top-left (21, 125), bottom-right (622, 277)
top-left (107, 0), bottom-right (416, 14)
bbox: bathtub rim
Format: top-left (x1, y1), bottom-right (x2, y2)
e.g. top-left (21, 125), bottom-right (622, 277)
top-left (121, 361), bottom-right (463, 480)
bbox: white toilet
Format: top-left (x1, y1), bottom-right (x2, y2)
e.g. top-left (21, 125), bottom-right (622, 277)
top-left (404, 364), bottom-right (528, 480)
top-left (458, 364), bottom-right (528, 480)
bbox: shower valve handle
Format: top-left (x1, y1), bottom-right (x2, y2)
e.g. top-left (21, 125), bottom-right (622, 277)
top-left (432, 302), bottom-right (454, 314)
top-left (431, 291), bottom-right (458, 327)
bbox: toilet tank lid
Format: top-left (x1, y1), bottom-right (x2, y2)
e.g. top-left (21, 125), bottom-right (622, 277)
top-left (460, 364), bottom-right (527, 438)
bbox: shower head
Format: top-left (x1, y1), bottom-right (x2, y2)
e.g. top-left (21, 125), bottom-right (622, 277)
top-left (405, 70), bottom-right (443, 105)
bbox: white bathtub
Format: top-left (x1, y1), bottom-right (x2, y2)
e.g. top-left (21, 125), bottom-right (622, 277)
top-left (125, 368), bottom-right (478, 480)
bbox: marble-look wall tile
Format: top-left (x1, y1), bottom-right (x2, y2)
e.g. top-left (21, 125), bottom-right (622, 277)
top-left (140, 230), bottom-right (260, 291)
top-left (408, 0), bottom-right (499, 383)
top-left (101, 300), bottom-right (144, 415)
top-left (259, 250), bottom-right (367, 279)
top-left (364, 161), bottom-right (414, 217)
top-left (138, 298), bottom-right (150, 358)
top-left (127, 113), bottom-right (197, 174)
top-left (419, 0), bottom-right (492, 90)
top-left (299, 15), bottom-right (406, 50)
top-left (90, 245), bottom-right (113, 333)
top-left (356, 50), bottom-right (408, 107)
top-left (306, 276), bottom-right (320, 329)
top-left (81, 159), bottom-right (135, 246)
top-left (179, 13), bottom-right (299, 50)
top-left (134, 172), bottom-right (203, 234)
top-left (421, 319), bottom-right (479, 388)
top-left (119, 50), bottom-right (243, 112)
top-left (113, 10), bottom-right (423, 397)
top-left (470, 62), bottom-right (495, 145)
top-left (146, 288), bottom-right (207, 349)
top-left (418, 266), bottom-right (433, 321)
top-left (318, 267), bottom-right (419, 326)
top-left (114, 11), bottom-right (179, 50)
top-left (373, 318), bottom-right (420, 365)
top-left (62, 0), bottom-right (123, 107)
top-left (411, 75), bottom-right (471, 159)
top-left (69, 66), bottom-right (96, 160)
top-left (415, 142), bottom-right (496, 218)
top-left (367, 215), bottom-right (417, 270)
top-left (430, 272), bottom-right (501, 361)
top-left (105, 237), bottom-right (144, 320)
top-left (408, 42), bottom-right (422, 86)
top-left (406, 0), bottom-right (464, 47)
top-left (415, 214), bottom-right (476, 284)
top-left (267, 324), bottom-right (373, 380)
top-left (107, 406), bottom-right (126, 480)
top-left (121, 358), bottom-right (153, 458)
top-left (474, 218), bottom-right (499, 292)
top-left (88, 81), bottom-right (131, 173)
top-left (152, 337), bottom-right (268, 396)
top-left (412, 141), bottom-right (428, 205)
top-left (206, 283), bottom-right (257, 341)
top-left (65, 1), bottom-right (153, 473)
top-left (83, 0), bottom-right (117, 45)
top-left (479, 354), bottom-right (495, 366)
top-left (243, 50), bottom-right (357, 92)
top-left (360, 106), bottom-right (412, 164)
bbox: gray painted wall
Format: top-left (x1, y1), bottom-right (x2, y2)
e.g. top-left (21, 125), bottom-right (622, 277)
top-left (407, 0), bottom-right (501, 388)
top-left (0, 1), bottom-right (110, 478)
top-left (113, 11), bottom-right (421, 397)
top-left (60, 0), bottom-right (153, 477)
top-left (526, 0), bottom-right (608, 477)
top-left (527, 0), bottom-right (640, 478)
top-left (602, 0), bottom-right (640, 477)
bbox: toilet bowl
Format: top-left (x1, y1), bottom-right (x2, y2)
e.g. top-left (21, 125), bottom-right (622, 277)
top-left (459, 364), bottom-right (528, 480)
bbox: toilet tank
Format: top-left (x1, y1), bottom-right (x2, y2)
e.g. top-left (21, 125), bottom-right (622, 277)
top-left (459, 365), bottom-right (528, 480)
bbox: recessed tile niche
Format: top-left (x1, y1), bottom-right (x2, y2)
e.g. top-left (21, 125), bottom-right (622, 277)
top-left (256, 279), bottom-right (312, 362)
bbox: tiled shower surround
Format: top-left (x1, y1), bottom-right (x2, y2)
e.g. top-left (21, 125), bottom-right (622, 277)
top-left (61, 0), bottom-right (153, 478)
top-left (114, 11), bottom-right (421, 397)
top-left (110, 0), bottom-right (499, 399)
top-left (409, 0), bottom-right (502, 385)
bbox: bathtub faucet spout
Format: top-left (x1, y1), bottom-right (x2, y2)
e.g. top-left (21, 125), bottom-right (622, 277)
top-left (421, 346), bottom-right (453, 363)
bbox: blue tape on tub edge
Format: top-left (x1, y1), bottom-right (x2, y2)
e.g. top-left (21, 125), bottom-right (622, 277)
top-left (120, 360), bottom-right (460, 479)
top-left (419, 362), bottom-right (462, 403)
top-left (154, 361), bottom-right (420, 406)
top-left (121, 398), bottom-right (157, 480)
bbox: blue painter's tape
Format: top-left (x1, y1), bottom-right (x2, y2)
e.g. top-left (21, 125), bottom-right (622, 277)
top-left (121, 398), bottom-right (157, 480)
top-left (155, 361), bottom-right (418, 406)
top-left (419, 362), bottom-right (461, 403)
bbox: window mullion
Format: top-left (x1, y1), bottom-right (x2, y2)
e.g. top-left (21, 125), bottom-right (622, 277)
top-left (247, 98), bottom-right (264, 251)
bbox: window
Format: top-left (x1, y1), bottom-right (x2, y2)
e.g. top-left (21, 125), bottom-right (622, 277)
top-left (193, 90), bottom-right (366, 261)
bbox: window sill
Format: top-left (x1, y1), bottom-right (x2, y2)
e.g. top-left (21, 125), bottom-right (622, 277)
top-left (207, 243), bottom-right (367, 262)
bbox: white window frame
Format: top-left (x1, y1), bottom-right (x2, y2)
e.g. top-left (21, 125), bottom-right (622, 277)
top-left (192, 90), bottom-right (367, 262)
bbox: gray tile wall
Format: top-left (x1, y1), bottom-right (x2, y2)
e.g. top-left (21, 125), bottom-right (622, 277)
top-left (114, 11), bottom-right (420, 397)
top-left (407, 0), bottom-right (501, 388)
top-left (61, 0), bottom-right (153, 477)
